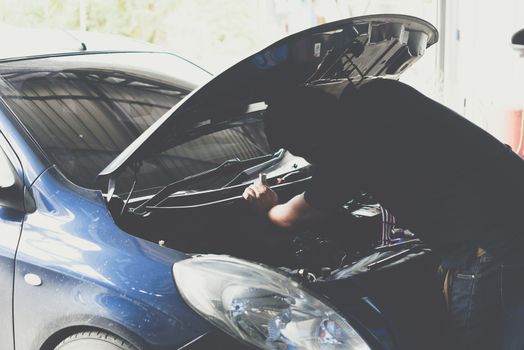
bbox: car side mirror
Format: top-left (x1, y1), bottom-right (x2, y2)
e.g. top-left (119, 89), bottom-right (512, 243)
top-left (512, 28), bottom-right (524, 57)
top-left (0, 148), bottom-right (26, 213)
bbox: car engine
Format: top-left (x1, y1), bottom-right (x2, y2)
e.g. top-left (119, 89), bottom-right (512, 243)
top-left (115, 167), bottom-right (429, 283)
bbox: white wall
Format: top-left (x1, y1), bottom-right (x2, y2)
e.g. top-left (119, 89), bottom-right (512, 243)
top-left (440, 0), bottom-right (524, 149)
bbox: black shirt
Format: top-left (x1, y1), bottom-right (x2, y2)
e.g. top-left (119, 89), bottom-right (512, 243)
top-left (304, 79), bottom-right (524, 267)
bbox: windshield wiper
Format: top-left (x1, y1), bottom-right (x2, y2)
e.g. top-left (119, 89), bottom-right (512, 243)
top-left (222, 148), bottom-right (285, 187)
top-left (132, 150), bottom-right (283, 214)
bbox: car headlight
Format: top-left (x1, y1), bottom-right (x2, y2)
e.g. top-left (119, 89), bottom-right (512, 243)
top-left (173, 255), bottom-right (371, 350)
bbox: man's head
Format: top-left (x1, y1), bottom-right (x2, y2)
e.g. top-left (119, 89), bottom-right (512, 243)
top-left (264, 86), bottom-right (339, 164)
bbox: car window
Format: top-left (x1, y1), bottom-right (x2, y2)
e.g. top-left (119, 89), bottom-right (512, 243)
top-left (0, 53), bottom-right (270, 194)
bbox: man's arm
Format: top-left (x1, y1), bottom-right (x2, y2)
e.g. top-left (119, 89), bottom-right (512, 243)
top-left (242, 177), bottom-right (326, 228)
top-left (267, 193), bottom-right (327, 228)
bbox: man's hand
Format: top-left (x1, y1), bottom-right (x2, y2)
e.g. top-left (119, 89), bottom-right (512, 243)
top-left (243, 174), bottom-right (327, 228)
top-left (242, 173), bottom-right (278, 213)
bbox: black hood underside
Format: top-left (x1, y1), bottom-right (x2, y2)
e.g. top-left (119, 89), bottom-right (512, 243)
top-left (99, 14), bottom-right (438, 179)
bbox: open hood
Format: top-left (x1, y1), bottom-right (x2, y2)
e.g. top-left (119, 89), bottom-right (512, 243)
top-left (99, 14), bottom-right (438, 179)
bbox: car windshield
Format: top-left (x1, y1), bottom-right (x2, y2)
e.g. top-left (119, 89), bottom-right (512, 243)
top-left (0, 52), bottom-right (271, 195)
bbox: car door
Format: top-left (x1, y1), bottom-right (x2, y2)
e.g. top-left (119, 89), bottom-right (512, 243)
top-left (0, 132), bottom-right (26, 350)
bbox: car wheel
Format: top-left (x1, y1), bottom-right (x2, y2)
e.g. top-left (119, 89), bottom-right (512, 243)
top-left (54, 330), bottom-right (138, 350)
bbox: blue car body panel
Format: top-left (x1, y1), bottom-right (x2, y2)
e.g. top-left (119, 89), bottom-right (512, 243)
top-left (0, 129), bottom-right (25, 350)
top-left (12, 166), bottom-right (212, 349)
top-left (0, 206), bottom-right (21, 350)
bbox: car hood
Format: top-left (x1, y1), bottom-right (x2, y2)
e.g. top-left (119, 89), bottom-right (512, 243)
top-left (99, 14), bottom-right (438, 178)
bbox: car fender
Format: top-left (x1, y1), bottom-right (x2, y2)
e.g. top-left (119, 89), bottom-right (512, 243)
top-left (14, 166), bottom-right (212, 350)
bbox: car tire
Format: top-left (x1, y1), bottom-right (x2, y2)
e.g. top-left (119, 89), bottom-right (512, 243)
top-left (54, 330), bottom-right (138, 350)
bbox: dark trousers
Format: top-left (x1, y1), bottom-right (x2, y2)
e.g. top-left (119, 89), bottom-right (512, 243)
top-left (445, 248), bottom-right (524, 349)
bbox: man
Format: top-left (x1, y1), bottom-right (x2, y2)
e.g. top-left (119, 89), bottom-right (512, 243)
top-left (243, 79), bottom-right (524, 349)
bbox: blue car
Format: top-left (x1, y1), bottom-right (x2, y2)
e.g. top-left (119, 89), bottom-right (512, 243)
top-left (0, 15), bottom-right (452, 350)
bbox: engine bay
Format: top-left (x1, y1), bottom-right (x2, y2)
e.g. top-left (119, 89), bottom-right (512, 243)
top-left (111, 153), bottom-right (431, 283)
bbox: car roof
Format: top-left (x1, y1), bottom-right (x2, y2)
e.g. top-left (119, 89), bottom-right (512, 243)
top-left (0, 24), bottom-right (165, 62)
